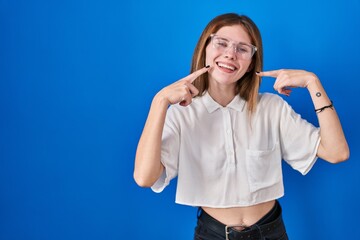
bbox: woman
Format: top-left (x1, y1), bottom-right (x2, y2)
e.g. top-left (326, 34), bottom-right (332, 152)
top-left (134, 13), bottom-right (349, 240)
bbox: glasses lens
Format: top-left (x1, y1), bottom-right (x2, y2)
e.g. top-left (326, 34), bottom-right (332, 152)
top-left (235, 44), bottom-right (253, 60)
top-left (211, 35), bottom-right (256, 60)
top-left (212, 37), bottom-right (228, 50)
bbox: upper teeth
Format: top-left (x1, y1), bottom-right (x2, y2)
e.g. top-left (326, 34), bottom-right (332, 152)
top-left (218, 63), bottom-right (235, 71)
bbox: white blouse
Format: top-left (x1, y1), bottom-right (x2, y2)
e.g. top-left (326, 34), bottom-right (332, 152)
top-left (151, 92), bottom-right (320, 208)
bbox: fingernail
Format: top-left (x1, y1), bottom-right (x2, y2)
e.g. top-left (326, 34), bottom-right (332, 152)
top-left (255, 71), bottom-right (260, 74)
top-left (206, 65), bottom-right (210, 68)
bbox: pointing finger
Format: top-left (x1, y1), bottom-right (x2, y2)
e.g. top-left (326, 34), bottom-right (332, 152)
top-left (185, 82), bottom-right (199, 97)
top-left (256, 69), bottom-right (282, 78)
top-left (182, 65), bottom-right (211, 83)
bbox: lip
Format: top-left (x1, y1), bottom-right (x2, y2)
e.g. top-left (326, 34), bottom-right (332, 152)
top-left (215, 61), bottom-right (238, 73)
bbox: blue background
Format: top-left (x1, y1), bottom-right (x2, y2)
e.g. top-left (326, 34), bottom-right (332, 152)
top-left (1, 0), bottom-right (359, 239)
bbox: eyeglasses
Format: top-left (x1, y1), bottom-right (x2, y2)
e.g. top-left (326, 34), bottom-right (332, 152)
top-left (210, 34), bottom-right (257, 60)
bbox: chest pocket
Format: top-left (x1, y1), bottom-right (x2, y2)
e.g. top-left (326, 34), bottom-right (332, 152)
top-left (245, 142), bottom-right (282, 193)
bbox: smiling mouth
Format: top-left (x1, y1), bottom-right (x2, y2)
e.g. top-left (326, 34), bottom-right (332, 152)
top-left (216, 62), bottom-right (237, 72)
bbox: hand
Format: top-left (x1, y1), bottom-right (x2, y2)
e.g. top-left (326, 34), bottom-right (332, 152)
top-left (256, 69), bottom-right (318, 96)
top-left (156, 66), bottom-right (210, 106)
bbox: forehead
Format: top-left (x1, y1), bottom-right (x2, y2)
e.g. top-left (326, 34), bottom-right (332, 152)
top-left (215, 25), bottom-right (251, 43)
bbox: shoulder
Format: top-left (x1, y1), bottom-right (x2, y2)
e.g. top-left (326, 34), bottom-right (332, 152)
top-left (167, 96), bottom-right (204, 119)
top-left (255, 93), bottom-right (296, 120)
top-left (258, 92), bottom-right (287, 108)
top-left (168, 96), bottom-right (203, 112)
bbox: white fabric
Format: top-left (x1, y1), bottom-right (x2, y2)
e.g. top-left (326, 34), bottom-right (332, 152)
top-left (151, 92), bottom-right (320, 208)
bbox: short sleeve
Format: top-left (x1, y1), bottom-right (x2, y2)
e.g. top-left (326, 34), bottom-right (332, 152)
top-left (279, 100), bottom-right (321, 175)
top-left (151, 106), bottom-right (180, 193)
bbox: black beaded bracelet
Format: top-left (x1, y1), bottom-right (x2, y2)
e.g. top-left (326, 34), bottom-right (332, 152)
top-left (315, 101), bottom-right (334, 113)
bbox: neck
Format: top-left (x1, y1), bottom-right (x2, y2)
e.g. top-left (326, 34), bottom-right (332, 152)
top-left (208, 84), bottom-right (236, 107)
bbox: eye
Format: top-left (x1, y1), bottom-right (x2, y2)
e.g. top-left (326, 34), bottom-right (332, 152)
top-left (215, 39), bottom-right (229, 48)
top-left (236, 44), bottom-right (251, 53)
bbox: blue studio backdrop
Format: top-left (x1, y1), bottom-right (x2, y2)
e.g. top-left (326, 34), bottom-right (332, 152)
top-left (1, 0), bottom-right (359, 239)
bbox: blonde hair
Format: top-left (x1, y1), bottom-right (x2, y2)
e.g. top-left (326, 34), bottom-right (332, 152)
top-left (191, 13), bottom-right (263, 113)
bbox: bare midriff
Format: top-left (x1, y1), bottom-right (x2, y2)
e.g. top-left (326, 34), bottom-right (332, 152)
top-left (201, 200), bottom-right (276, 229)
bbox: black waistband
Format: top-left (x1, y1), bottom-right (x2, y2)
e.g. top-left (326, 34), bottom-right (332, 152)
top-left (197, 201), bottom-right (285, 240)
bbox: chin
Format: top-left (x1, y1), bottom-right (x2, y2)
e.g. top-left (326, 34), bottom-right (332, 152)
top-left (211, 72), bottom-right (242, 85)
top-left (213, 78), bottom-right (238, 86)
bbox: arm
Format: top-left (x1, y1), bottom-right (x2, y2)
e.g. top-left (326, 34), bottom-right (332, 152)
top-left (306, 76), bottom-right (349, 163)
top-left (257, 69), bottom-right (349, 163)
top-left (133, 66), bottom-right (209, 187)
top-left (133, 96), bottom-right (168, 187)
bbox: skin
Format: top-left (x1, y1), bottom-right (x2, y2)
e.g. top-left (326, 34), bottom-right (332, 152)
top-left (134, 25), bottom-right (349, 228)
top-left (205, 26), bottom-right (253, 106)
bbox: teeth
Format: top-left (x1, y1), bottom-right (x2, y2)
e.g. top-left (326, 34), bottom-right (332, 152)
top-left (218, 63), bottom-right (235, 71)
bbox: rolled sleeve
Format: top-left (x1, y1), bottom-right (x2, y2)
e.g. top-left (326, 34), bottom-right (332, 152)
top-left (151, 107), bottom-right (180, 193)
top-left (279, 100), bottom-right (321, 175)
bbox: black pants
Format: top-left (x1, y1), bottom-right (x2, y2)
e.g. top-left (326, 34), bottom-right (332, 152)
top-left (194, 201), bottom-right (288, 240)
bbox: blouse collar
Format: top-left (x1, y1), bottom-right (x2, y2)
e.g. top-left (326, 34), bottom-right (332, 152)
top-left (202, 91), bottom-right (246, 113)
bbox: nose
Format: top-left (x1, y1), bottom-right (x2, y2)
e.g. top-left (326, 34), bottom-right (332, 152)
top-left (224, 44), bottom-right (237, 59)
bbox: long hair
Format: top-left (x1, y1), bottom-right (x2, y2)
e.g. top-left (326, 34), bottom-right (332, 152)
top-left (191, 13), bottom-right (263, 113)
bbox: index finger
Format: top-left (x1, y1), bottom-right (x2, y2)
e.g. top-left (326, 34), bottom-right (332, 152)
top-left (257, 69), bottom-right (282, 78)
top-left (182, 65), bottom-right (210, 83)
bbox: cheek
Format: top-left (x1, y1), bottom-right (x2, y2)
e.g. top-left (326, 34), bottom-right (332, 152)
top-left (241, 61), bottom-right (252, 73)
top-left (234, 61), bottom-right (252, 79)
top-left (245, 60), bottom-right (253, 72)
top-left (205, 46), bottom-right (217, 65)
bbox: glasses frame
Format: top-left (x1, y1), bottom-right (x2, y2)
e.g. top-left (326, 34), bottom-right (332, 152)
top-left (210, 34), bottom-right (257, 60)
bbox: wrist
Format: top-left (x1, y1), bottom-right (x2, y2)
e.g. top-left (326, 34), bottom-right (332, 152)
top-left (315, 100), bottom-right (334, 113)
top-left (306, 73), bottom-right (321, 90)
top-left (153, 92), bottom-right (170, 107)
top-left (305, 73), bottom-right (320, 90)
